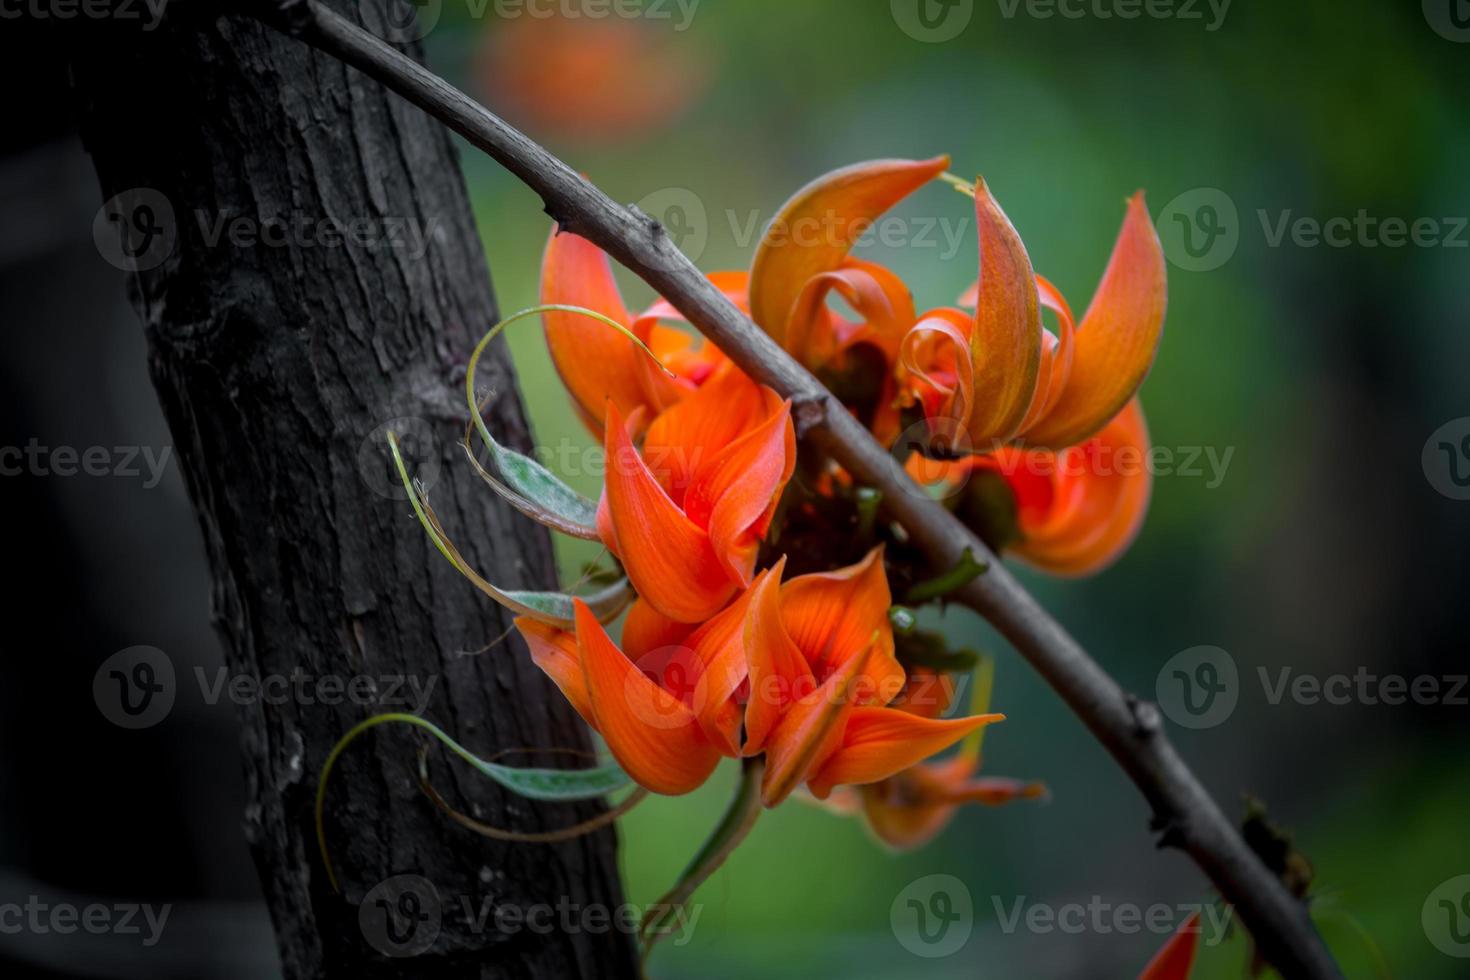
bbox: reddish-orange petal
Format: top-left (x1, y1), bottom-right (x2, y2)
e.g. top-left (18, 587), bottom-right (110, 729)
top-left (1138, 912), bottom-right (1201, 980)
top-left (681, 586), bottom-right (759, 756)
top-left (742, 557), bottom-right (812, 756)
top-left (641, 362), bottom-right (769, 499)
top-left (1007, 397), bottom-right (1152, 576)
top-left (1023, 193), bottom-right (1166, 449)
top-left (760, 638), bottom-right (874, 807)
top-left (574, 600), bottom-right (721, 796)
top-left (514, 617), bottom-right (593, 727)
top-left (750, 156), bottom-right (950, 356)
top-left (806, 707), bottom-right (1005, 799)
top-left (620, 598), bottom-right (699, 662)
top-left (685, 399), bottom-right (796, 585)
top-left (964, 179), bottom-right (1043, 447)
top-left (601, 401), bottom-right (737, 622)
top-left (778, 546), bottom-right (904, 704)
top-left (540, 228), bottom-right (647, 430)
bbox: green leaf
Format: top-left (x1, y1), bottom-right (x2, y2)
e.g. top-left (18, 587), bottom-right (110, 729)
top-left (389, 432), bottom-right (633, 627)
top-left (316, 712), bottom-right (630, 892)
top-left (463, 304), bottom-right (670, 540)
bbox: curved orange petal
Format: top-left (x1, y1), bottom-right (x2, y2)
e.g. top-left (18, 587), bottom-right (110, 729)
top-left (540, 227), bottom-right (647, 430)
top-left (806, 707), bottom-right (1004, 800)
top-left (685, 399), bottom-right (796, 585)
top-left (601, 401), bottom-right (737, 622)
top-left (514, 617), bottom-right (593, 726)
top-left (760, 638), bottom-right (874, 807)
top-left (858, 756), bottom-right (1044, 851)
top-left (1008, 397), bottom-right (1152, 576)
top-left (750, 156), bottom-right (950, 355)
top-left (778, 546), bottom-right (904, 704)
top-left (621, 598), bottom-right (699, 662)
top-left (682, 586), bottom-right (759, 756)
top-left (574, 600), bottom-right (721, 796)
top-left (742, 557), bottom-right (812, 756)
top-left (964, 179), bottom-right (1042, 447)
top-left (629, 269), bottom-right (746, 411)
top-left (1022, 193), bottom-right (1166, 449)
top-left (1139, 912), bottom-right (1201, 980)
top-left (785, 259), bottom-right (916, 369)
top-left (641, 362), bottom-right (769, 500)
top-left (899, 308), bottom-right (974, 447)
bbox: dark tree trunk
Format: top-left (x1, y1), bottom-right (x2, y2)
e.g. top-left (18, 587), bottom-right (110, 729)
top-left (69, 5), bottom-right (637, 978)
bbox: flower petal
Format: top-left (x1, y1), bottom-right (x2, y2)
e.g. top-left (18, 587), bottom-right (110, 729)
top-left (742, 557), bottom-right (812, 756)
top-left (1008, 397), bottom-right (1152, 576)
top-left (685, 398), bottom-right (796, 585)
top-left (964, 178), bottom-right (1042, 447)
top-left (514, 617), bottom-right (593, 726)
top-left (806, 707), bottom-right (1004, 799)
top-left (575, 600), bottom-right (721, 796)
top-left (682, 586), bottom-right (760, 756)
top-left (1022, 193), bottom-right (1166, 449)
top-left (601, 401), bottom-right (737, 622)
top-left (760, 637), bottom-right (875, 807)
top-left (641, 362), bottom-right (769, 500)
top-left (1138, 911), bottom-right (1201, 980)
top-left (778, 546), bottom-right (903, 703)
top-left (750, 156), bottom-right (950, 354)
top-left (540, 228), bottom-right (647, 430)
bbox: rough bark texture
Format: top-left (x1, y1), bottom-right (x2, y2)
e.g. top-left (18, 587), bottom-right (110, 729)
top-left (69, 5), bottom-right (637, 978)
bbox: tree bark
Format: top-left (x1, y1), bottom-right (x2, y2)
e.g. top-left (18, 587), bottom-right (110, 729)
top-left (69, 5), bottom-right (637, 978)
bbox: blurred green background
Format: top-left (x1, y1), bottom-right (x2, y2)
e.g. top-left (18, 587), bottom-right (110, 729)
top-left (417, 0), bottom-right (1470, 976)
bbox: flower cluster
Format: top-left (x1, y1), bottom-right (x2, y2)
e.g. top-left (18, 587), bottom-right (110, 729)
top-left (332, 148), bottom-right (1211, 976)
top-left (467, 157), bottom-right (1162, 848)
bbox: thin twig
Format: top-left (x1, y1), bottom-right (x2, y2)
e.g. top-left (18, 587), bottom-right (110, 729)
top-left (251, 5), bottom-right (1343, 977)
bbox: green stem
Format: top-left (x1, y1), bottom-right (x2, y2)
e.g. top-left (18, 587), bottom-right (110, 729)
top-left (640, 757), bottom-right (766, 958)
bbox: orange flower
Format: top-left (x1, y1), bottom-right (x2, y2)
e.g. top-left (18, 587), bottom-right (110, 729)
top-left (1138, 911), bottom-right (1201, 980)
top-left (747, 157), bottom-right (1166, 454)
top-left (597, 364), bottom-right (796, 623)
top-left (818, 669), bottom-right (1044, 850)
top-left (513, 594), bottom-right (752, 796)
top-left (908, 397), bottom-right (1152, 576)
top-left (742, 549), bottom-right (1004, 807)
top-left (540, 227), bottom-right (742, 434)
